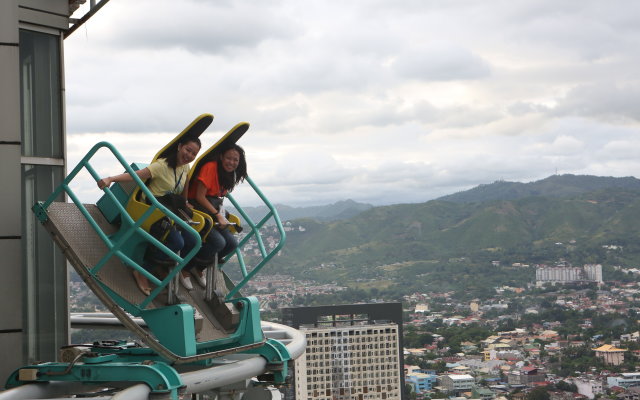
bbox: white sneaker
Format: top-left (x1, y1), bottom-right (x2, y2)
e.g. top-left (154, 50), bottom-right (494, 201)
top-left (192, 271), bottom-right (207, 288)
top-left (179, 274), bottom-right (194, 291)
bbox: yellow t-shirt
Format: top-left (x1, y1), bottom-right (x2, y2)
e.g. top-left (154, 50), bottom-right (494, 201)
top-left (146, 158), bottom-right (190, 197)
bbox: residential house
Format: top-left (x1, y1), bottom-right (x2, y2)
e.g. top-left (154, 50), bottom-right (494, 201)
top-left (569, 377), bottom-right (604, 399)
top-left (472, 387), bottom-right (496, 400)
top-left (406, 371), bottom-right (438, 394)
top-left (549, 391), bottom-right (588, 400)
top-left (593, 344), bottom-right (627, 366)
top-left (507, 367), bottom-right (547, 386)
top-left (438, 374), bottom-right (475, 394)
top-left (608, 373), bottom-right (640, 388)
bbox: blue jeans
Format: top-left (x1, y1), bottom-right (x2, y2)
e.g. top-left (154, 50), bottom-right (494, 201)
top-left (189, 228), bottom-right (237, 273)
top-left (144, 228), bottom-right (198, 272)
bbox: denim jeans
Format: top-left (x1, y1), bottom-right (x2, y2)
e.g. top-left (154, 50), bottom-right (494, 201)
top-left (143, 228), bottom-right (197, 272)
top-left (188, 228), bottom-right (238, 273)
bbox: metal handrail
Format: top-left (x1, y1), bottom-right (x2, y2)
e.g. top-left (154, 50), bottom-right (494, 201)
top-left (36, 141), bottom-right (286, 306)
top-left (224, 175), bottom-right (287, 300)
top-left (34, 141), bottom-right (202, 310)
top-left (181, 321), bottom-right (306, 394)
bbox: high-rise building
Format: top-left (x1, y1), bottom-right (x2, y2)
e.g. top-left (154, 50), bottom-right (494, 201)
top-left (535, 263), bottom-right (603, 286)
top-left (0, 0), bottom-right (86, 382)
top-left (583, 264), bottom-right (603, 283)
top-left (282, 303), bottom-right (405, 400)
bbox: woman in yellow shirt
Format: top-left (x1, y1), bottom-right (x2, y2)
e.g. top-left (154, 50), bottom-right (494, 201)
top-left (98, 136), bottom-right (201, 294)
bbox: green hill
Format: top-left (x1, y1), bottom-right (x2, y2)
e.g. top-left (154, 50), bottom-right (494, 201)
top-left (438, 174), bottom-right (640, 203)
top-left (232, 199), bottom-right (373, 223)
top-left (264, 181), bottom-right (640, 298)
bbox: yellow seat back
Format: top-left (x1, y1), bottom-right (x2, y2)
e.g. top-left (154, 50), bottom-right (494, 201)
top-left (125, 191), bottom-right (212, 236)
top-left (227, 213), bottom-right (242, 234)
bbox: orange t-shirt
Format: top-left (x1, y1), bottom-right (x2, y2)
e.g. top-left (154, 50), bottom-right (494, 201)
top-left (188, 161), bottom-right (228, 198)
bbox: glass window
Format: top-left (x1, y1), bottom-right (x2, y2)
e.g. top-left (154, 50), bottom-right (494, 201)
top-left (22, 164), bottom-right (66, 362)
top-left (20, 28), bottom-right (66, 363)
top-left (20, 30), bottom-right (63, 158)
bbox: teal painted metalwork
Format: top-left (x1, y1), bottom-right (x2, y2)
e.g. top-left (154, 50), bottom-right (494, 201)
top-left (244, 338), bottom-right (291, 383)
top-left (224, 176), bottom-right (287, 300)
top-left (32, 142), bottom-right (202, 312)
top-left (6, 360), bottom-right (185, 399)
top-left (28, 141), bottom-right (292, 378)
top-left (142, 304), bottom-right (197, 357)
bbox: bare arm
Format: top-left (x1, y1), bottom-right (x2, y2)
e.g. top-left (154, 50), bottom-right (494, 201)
top-left (97, 167), bottom-right (151, 189)
top-left (181, 179), bottom-right (193, 208)
top-left (194, 181), bottom-right (228, 225)
top-left (181, 179), bottom-right (190, 199)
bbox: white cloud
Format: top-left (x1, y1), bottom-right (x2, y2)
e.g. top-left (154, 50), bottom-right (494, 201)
top-left (393, 43), bottom-right (492, 82)
top-left (64, 0), bottom-right (640, 207)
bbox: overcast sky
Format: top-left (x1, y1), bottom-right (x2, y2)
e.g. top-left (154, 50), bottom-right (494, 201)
top-left (65, 0), bottom-right (640, 207)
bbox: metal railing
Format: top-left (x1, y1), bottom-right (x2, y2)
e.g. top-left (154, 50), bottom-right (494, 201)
top-left (33, 141), bottom-right (202, 311)
top-left (34, 141), bottom-right (287, 308)
top-left (221, 175), bottom-right (286, 300)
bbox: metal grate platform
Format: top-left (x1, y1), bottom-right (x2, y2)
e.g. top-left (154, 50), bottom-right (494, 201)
top-left (42, 202), bottom-right (232, 342)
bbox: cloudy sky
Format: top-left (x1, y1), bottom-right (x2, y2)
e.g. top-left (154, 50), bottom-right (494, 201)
top-left (65, 0), bottom-right (640, 207)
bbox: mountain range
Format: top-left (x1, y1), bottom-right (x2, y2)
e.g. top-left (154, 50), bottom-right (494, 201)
top-left (232, 199), bottom-right (374, 223)
top-left (438, 174), bottom-right (640, 203)
top-left (237, 175), bottom-right (640, 223)
top-left (251, 174), bottom-right (640, 294)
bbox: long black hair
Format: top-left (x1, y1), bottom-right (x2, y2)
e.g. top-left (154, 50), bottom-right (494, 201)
top-left (217, 144), bottom-right (248, 192)
top-left (163, 136), bottom-right (202, 169)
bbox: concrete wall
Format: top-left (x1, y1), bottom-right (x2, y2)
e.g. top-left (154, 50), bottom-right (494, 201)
top-left (0, 0), bottom-right (24, 384)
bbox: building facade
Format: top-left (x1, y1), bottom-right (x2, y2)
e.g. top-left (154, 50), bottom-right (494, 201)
top-left (283, 303), bottom-right (405, 400)
top-left (438, 374), bottom-right (475, 394)
top-left (570, 377), bottom-right (604, 399)
top-left (406, 371), bottom-right (437, 394)
top-left (607, 373), bottom-right (640, 388)
top-left (299, 323), bottom-right (402, 399)
top-left (506, 367), bottom-right (547, 386)
top-left (536, 264), bottom-right (603, 286)
top-left (594, 344), bottom-right (626, 366)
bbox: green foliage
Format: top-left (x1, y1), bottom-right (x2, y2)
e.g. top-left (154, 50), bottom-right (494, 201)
top-left (526, 386), bottom-right (550, 400)
top-left (555, 381), bottom-right (578, 392)
top-left (264, 183), bottom-right (640, 302)
top-left (405, 326), bottom-right (435, 348)
top-left (433, 324), bottom-right (494, 349)
top-left (546, 345), bottom-right (610, 377)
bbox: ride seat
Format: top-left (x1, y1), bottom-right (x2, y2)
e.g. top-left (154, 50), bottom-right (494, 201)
top-left (96, 163), bottom-right (213, 239)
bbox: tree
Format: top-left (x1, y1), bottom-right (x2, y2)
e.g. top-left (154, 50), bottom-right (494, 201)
top-left (527, 386), bottom-right (550, 400)
top-left (555, 381), bottom-right (578, 393)
top-left (405, 384), bottom-right (417, 400)
top-left (432, 360), bottom-right (447, 373)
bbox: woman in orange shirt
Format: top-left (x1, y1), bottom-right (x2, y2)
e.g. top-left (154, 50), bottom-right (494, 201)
top-left (185, 144), bottom-right (247, 288)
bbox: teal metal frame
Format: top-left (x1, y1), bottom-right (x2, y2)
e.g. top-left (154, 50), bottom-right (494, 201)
top-left (6, 358), bottom-right (184, 398)
top-left (32, 142), bottom-right (202, 312)
top-left (22, 141), bottom-right (291, 394)
top-left (224, 176), bottom-right (287, 300)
